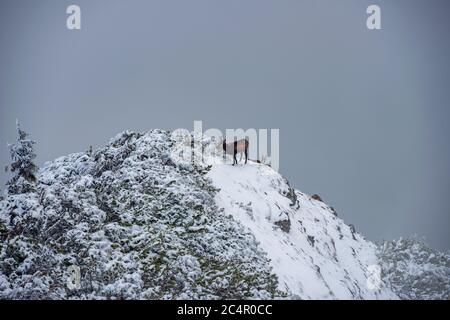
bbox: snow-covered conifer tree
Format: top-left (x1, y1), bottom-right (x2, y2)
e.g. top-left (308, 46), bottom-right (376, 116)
top-left (6, 120), bottom-right (38, 194)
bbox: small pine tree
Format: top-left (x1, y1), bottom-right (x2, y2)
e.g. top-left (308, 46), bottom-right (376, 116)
top-left (6, 120), bottom-right (38, 194)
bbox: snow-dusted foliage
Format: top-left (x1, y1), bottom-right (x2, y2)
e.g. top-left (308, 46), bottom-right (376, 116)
top-left (378, 237), bottom-right (450, 300)
top-left (1, 128), bottom-right (448, 300)
top-left (6, 120), bottom-right (38, 195)
top-left (0, 130), bottom-right (279, 299)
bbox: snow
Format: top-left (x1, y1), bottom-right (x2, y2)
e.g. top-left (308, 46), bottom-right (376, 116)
top-left (379, 237), bottom-right (450, 299)
top-left (2, 129), bottom-right (447, 299)
top-left (207, 160), bottom-right (397, 299)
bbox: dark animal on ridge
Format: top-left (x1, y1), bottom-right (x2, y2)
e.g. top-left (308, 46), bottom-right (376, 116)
top-left (222, 138), bottom-right (249, 166)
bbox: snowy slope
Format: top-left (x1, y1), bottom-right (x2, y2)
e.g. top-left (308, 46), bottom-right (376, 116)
top-left (207, 160), bottom-right (398, 299)
top-left (1, 130), bottom-right (403, 299)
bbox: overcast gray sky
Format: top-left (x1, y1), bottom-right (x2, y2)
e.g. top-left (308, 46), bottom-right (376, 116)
top-left (1, 0), bottom-right (449, 250)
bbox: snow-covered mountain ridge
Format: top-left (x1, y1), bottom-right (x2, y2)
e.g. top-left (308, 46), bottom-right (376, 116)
top-left (207, 162), bottom-right (396, 299)
top-left (1, 130), bottom-right (448, 299)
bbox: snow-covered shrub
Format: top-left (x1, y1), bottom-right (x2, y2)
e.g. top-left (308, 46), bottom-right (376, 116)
top-left (378, 236), bottom-right (450, 300)
top-left (0, 130), bottom-right (279, 299)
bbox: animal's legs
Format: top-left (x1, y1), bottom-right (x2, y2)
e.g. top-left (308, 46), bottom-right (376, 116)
top-left (245, 149), bottom-right (248, 164)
